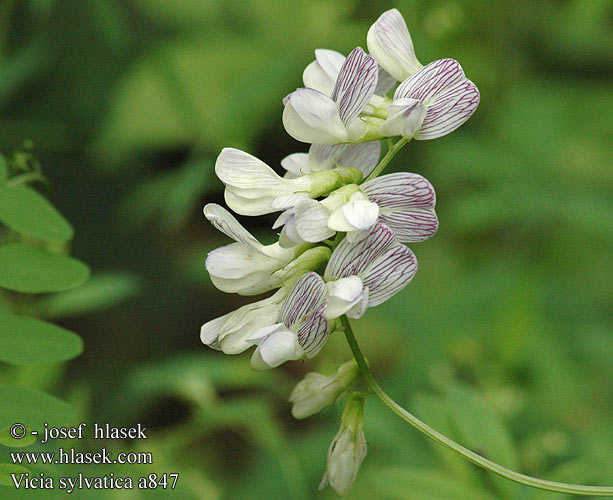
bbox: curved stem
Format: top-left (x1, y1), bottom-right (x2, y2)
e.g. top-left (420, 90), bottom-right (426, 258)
top-left (364, 138), bottom-right (409, 182)
top-left (341, 316), bottom-right (613, 497)
top-left (6, 172), bottom-right (48, 187)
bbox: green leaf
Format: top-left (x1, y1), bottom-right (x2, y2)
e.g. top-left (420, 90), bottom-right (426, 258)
top-left (37, 272), bottom-right (140, 319)
top-left (0, 385), bottom-right (75, 432)
top-left (0, 426), bottom-right (36, 448)
top-left (0, 464), bottom-right (29, 487)
top-left (0, 243), bottom-right (90, 293)
top-left (0, 185), bottom-right (73, 243)
top-left (0, 154), bottom-right (7, 182)
top-left (0, 313), bottom-right (83, 365)
top-left (367, 467), bottom-right (495, 500)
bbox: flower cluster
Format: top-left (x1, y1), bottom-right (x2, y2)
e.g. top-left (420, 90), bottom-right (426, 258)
top-left (201, 9), bottom-right (479, 496)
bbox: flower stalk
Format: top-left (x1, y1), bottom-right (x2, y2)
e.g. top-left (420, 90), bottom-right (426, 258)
top-left (340, 315), bottom-right (613, 497)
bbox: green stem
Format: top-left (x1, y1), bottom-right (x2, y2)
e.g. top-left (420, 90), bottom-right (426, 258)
top-left (6, 172), bottom-right (47, 187)
top-left (364, 138), bottom-right (409, 182)
top-left (340, 316), bottom-right (613, 497)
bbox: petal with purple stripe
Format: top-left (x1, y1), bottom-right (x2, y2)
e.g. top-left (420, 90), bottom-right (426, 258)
top-left (204, 203), bottom-right (264, 253)
top-left (325, 223), bottom-right (397, 280)
top-left (361, 173), bottom-right (436, 210)
top-left (394, 58), bottom-right (466, 103)
top-left (331, 47), bottom-right (378, 125)
top-left (367, 9), bottom-right (422, 82)
top-left (297, 302), bottom-right (330, 358)
top-left (361, 243), bottom-right (417, 306)
top-left (281, 272), bottom-right (327, 328)
top-left (416, 79), bottom-right (480, 140)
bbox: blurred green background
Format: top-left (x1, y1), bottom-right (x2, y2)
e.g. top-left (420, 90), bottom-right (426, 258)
top-left (0, 0), bottom-right (612, 498)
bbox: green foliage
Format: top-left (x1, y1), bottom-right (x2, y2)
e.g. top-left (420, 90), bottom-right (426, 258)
top-left (0, 464), bottom-right (29, 487)
top-left (0, 243), bottom-right (89, 293)
top-left (0, 313), bottom-right (82, 365)
top-left (0, 185), bottom-right (73, 243)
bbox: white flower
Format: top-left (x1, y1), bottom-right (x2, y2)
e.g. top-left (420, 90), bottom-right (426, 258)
top-left (281, 141), bottom-right (381, 179)
top-left (216, 147), bottom-right (361, 216)
top-left (204, 203), bottom-right (305, 295)
top-left (323, 222), bottom-right (418, 319)
top-left (303, 48), bottom-right (396, 98)
top-left (200, 289), bottom-right (286, 354)
top-left (319, 392), bottom-right (367, 496)
top-left (276, 172), bottom-right (438, 247)
top-left (289, 360), bottom-right (359, 419)
top-left (283, 47), bottom-right (379, 144)
top-left (367, 9), bottom-right (423, 82)
top-left (379, 58), bottom-right (480, 140)
top-left (248, 272), bottom-right (331, 370)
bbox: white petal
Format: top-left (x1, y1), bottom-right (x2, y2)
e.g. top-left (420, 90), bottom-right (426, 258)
top-left (283, 90), bottom-right (348, 144)
top-left (251, 329), bottom-right (304, 370)
top-left (325, 223), bottom-right (397, 280)
top-left (394, 58), bottom-right (465, 102)
top-left (294, 202), bottom-right (335, 243)
top-left (331, 47), bottom-right (378, 125)
top-left (378, 98), bottom-right (424, 138)
top-left (214, 293), bottom-right (284, 354)
top-left (204, 203), bottom-right (264, 253)
top-left (280, 272), bottom-right (327, 328)
top-left (270, 193), bottom-right (309, 212)
top-left (246, 323), bottom-right (286, 343)
top-left (303, 49), bottom-right (345, 96)
top-left (342, 197), bottom-right (380, 231)
top-left (206, 243), bottom-right (278, 280)
top-left (297, 302), bottom-right (330, 358)
top-left (327, 205), bottom-right (355, 232)
top-left (361, 243), bottom-right (417, 306)
top-left (346, 286), bottom-right (369, 319)
top-left (367, 9), bottom-right (422, 82)
top-left (210, 270), bottom-right (279, 296)
top-left (280, 152), bottom-right (312, 176)
top-left (335, 141), bottom-right (381, 177)
top-left (416, 79), bottom-right (480, 140)
top-left (200, 314), bottom-right (229, 349)
top-left (325, 276), bottom-right (365, 320)
top-left (375, 66), bottom-right (398, 95)
top-left (279, 218), bottom-right (304, 248)
top-left (216, 148), bottom-right (303, 193)
top-left (315, 49), bottom-right (346, 84)
top-left (223, 189), bottom-right (277, 216)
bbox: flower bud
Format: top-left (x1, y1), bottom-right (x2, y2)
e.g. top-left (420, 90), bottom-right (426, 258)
top-left (289, 360), bottom-right (359, 419)
top-left (319, 391), bottom-right (367, 496)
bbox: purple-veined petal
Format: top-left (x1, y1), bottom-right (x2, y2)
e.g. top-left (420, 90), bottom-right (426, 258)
top-left (394, 58), bottom-right (465, 103)
top-left (281, 272), bottom-right (327, 328)
top-left (297, 302), bottom-right (330, 358)
top-left (367, 9), bottom-right (422, 82)
top-left (362, 172), bottom-right (436, 209)
top-left (361, 243), bottom-right (417, 306)
top-left (416, 79), bottom-right (480, 140)
top-left (379, 208), bottom-right (438, 242)
top-left (284, 89), bottom-right (348, 144)
top-left (331, 47), bottom-right (378, 125)
top-left (204, 203), bottom-right (264, 252)
top-left (325, 223), bottom-right (397, 280)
